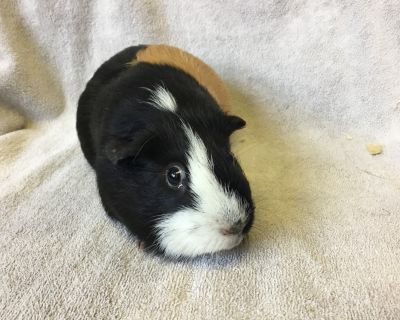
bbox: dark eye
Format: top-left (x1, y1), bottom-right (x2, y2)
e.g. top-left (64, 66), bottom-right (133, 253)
top-left (166, 164), bottom-right (185, 189)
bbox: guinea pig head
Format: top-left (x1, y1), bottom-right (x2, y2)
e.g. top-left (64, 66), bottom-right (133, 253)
top-left (101, 111), bottom-right (254, 258)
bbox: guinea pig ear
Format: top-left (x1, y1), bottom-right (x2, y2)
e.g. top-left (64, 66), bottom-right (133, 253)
top-left (225, 115), bottom-right (246, 135)
top-left (104, 131), bottom-right (155, 165)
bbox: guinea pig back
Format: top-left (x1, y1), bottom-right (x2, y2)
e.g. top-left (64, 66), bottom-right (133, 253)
top-left (76, 44), bottom-right (254, 258)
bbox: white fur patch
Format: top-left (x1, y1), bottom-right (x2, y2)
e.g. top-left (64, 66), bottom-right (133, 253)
top-left (155, 124), bottom-right (248, 258)
top-left (145, 85), bottom-right (177, 112)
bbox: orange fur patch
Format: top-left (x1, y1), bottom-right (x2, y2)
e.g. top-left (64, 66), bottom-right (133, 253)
top-left (129, 45), bottom-right (230, 112)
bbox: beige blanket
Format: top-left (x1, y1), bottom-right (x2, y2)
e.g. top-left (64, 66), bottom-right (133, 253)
top-left (1, 1), bottom-right (399, 319)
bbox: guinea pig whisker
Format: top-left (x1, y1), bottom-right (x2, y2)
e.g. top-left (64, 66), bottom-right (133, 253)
top-left (247, 225), bottom-right (262, 233)
top-left (247, 229), bottom-right (262, 237)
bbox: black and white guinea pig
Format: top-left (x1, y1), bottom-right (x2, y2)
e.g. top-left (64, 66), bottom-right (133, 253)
top-left (76, 44), bottom-right (254, 258)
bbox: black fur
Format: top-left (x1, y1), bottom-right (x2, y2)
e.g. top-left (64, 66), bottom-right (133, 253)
top-left (76, 45), bottom-right (254, 255)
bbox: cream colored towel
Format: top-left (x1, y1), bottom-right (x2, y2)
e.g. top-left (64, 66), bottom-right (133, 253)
top-left (1, 1), bottom-right (399, 319)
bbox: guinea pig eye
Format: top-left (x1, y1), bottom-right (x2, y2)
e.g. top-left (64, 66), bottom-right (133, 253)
top-left (166, 164), bottom-right (185, 189)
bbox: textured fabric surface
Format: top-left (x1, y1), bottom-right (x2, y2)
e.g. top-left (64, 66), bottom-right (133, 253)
top-left (1, 1), bottom-right (399, 319)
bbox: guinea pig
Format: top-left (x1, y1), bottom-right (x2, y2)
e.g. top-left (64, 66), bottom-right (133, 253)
top-left (76, 44), bottom-right (254, 258)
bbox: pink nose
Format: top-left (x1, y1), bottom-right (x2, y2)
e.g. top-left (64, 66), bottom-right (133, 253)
top-left (221, 220), bottom-right (244, 236)
top-left (221, 228), bottom-right (235, 235)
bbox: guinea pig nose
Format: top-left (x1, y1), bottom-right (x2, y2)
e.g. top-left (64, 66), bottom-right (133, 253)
top-left (221, 220), bottom-right (244, 236)
top-left (221, 228), bottom-right (235, 235)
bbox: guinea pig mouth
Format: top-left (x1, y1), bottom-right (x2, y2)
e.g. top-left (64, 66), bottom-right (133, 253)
top-left (155, 221), bottom-right (245, 258)
top-left (225, 234), bottom-right (244, 248)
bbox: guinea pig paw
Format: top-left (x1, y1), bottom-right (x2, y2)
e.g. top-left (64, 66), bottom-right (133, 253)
top-left (137, 241), bottom-right (146, 250)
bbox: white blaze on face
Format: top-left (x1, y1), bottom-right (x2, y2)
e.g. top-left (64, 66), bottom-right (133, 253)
top-left (155, 124), bottom-right (248, 258)
top-left (146, 85), bottom-right (177, 112)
